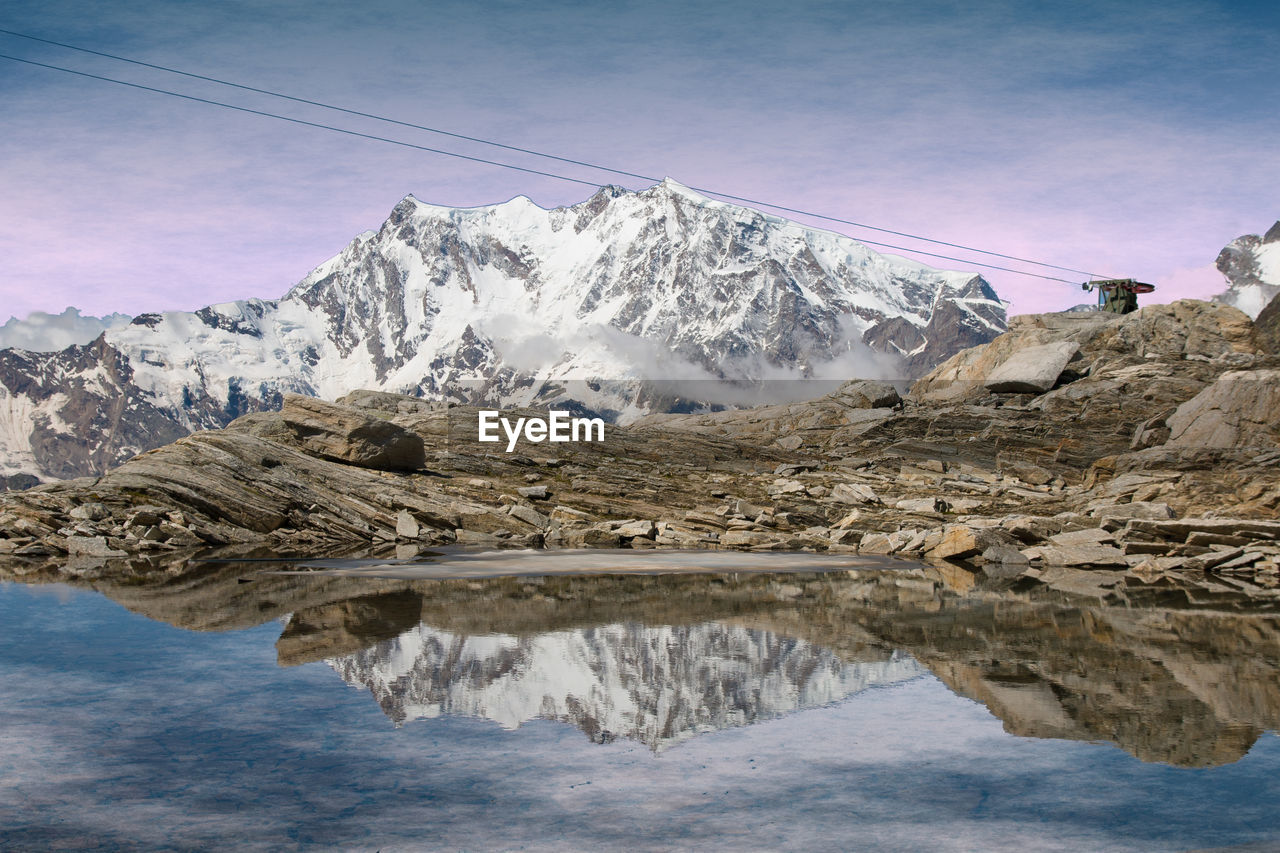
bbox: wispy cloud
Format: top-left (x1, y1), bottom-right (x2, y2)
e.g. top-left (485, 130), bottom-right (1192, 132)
top-left (0, 307), bottom-right (131, 350)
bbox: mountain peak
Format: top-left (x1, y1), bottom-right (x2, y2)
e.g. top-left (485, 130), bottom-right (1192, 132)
top-left (652, 177), bottom-right (708, 202)
top-left (0, 183), bottom-right (1007, 483)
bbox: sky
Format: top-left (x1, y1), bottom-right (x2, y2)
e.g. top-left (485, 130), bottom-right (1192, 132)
top-left (1, 0), bottom-right (1278, 322)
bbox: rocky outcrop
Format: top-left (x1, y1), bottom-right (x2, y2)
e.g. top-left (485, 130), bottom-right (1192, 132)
top-left (983, 341), bottom-right (1080, 393)
top-left (909, 311), bottom-right (1111, 402)
top-left (1165, 370), bottom-right (1280, 449)
top-left (229, 394), bottom-right (426, 470)
top-left (1, 300), bottom-right (1277, 594)
top-left (1215, 221), bottom-right (1280, 319)
top-left (0, 336), bottom-right (193, 482)
top-left (632, 378), bottom-right (900, 448)
top-left (912, 300), bottom-right (1260, 404)
top-left (1255, 292), bottom-right (1280, 355)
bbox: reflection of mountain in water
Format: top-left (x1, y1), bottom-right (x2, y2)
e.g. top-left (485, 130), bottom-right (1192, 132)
top-left (330, 622), bottom-right (923, 749)
top-left (9, 557), bottom-right (1280, 766)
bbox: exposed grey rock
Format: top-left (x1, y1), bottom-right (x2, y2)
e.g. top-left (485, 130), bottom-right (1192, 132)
top-left (931, 524), bottom-right (1011, 561)
top-left (615, 520), bottom-right (657, 539)
top-left (720, 530), bottom-right (778, 548)
top-left (65, 536), bottom-right (126, 557)
top-left (1254, 292), bottom-right (1280, 355)
top-left (831, 483), bottom-right (880, 505)
top-left (985, 341), bottom-right (1080, 393)
top-left (1088, 502), bottom-right (1176, 521)
top-left (508, 504), bottom-right (550, 530)
top-left (858, 532), bottom-right (895, 554)
top-left (565, 526), bottom-right (623, 548)
top-left (69, 502), bottom-right (110, 521)
top-left (982, 544), bottom-right (1030, 565)
top-left (517, 485), bottom-right (549, 500)
top-left (1027, 543), bottom-right (1132, 568)
top-left (829, 380), bottom-right (901, 409)
top-left (395, 509), bottom-right (420, 540)
top-left (1165, 370), bottom-right (1280, 449)
top-left (1000, 459), bottom-right (1054, 486)
top-left (1048, 528), bottom-right (1115, 547)
top-left (232, 395), bottom-right (426, 471)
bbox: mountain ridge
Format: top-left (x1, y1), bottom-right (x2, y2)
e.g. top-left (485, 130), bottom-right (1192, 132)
top-left (0, 179), bottom-right (1006, 485)
top-left (1214, 220), bottom-right (1280, 319)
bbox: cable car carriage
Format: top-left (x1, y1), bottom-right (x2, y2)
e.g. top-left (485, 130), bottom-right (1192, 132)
top-left (1082, 278), bottom-right (1156, 314)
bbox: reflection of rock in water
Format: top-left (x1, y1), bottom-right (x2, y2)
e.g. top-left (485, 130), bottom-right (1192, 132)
top-left (329, 622), bottom-right (923, 749)
top-left (20, 560), bottom-right (1280, 767)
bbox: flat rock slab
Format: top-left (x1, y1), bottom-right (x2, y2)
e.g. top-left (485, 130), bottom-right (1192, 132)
top-left (1166, 369), bottom-right (1280, 449)
top-left (985, 341), bottom-right (1080, 393)
top-left (1027, 543), bottom-right (1128, 567)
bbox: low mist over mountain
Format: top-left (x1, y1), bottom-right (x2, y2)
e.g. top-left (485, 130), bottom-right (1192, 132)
top-left (0, 308), bottom-right (132, 352)
top-left (0, 180), bottom-right (1005, 485)
top-left (1214, 221), bottom-right (1280, 319)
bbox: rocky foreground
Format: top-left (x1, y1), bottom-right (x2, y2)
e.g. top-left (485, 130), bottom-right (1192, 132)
top-left (1, 299), bottom-right (1278, 594)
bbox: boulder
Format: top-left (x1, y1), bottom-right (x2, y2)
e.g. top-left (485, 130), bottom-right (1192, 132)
top-left (1047, 527), bottom-right (1114, 546)
top-left (1088, 502), bottom-right (1176, 521)
top-left (395, 509), bottom-right (420, 540)
top-left (911, 312), bottom-right (1112, 401)
top-left (1165, 369), bottom-right (1280, 449)
top-left (232, 395), bottom-right (426, 471)
top-left (615, 520), bottom-right (657, 539)
top-left (564, 526), bottom-right (622, 548)
top-left (1000, 459), bottom-right (1054, 486)
top-left (1031, 543), bottom-right (1129, 568)
top-left (517, 485), bottom-right (550, 500)
top-left (65, 535), bottom-right (126, 557)
top-left (831, 483), bottom-right (880, 505)
top-left (984, 342), bottom-right (1080, 393)
top-left (829, 380), bottom-right (901, 409)
top-left (721, 530), bottom-right (778, 547)
top-left (930, 524), bottom-right (1011, 561)
top-left (69, 502), bottom-right (110, 521)
top-left (981, 544), bottom-right (1030, 566)
top-left (858, 532), bottom-right (895, 554)
top-left (508, 503), bottom-right (550, 529)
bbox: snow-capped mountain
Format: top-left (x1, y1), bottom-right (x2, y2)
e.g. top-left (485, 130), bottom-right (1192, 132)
top-left (0, 179), bottom-right (1006, 485)
top-left (329, 620), bottom-right (924, 750)
top-left (1214, 221), bottom-right (1280, 319)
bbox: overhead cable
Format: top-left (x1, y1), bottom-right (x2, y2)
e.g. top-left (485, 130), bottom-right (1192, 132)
top-left (0, 27), bottom-right (1111, 280)
top-left (2, 51), bottom-right (1090, 284)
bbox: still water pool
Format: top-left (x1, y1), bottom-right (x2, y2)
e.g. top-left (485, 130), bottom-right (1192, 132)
top-left (1, 557), bottom-right (1278, 851)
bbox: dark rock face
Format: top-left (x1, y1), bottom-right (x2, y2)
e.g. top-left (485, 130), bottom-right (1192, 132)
top-left (0, 336), bottom-right (191, 480)
top-left (0, 474), bottom-right (39, 492)
top-left (230, 395), bottom-right (426, 471)
top-left (1255, 292), bottom-right (1280, 355)
top-left (902, 275), bottom-right (1005, 375)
